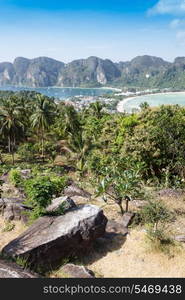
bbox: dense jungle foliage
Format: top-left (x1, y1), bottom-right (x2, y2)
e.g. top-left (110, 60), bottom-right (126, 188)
top-left (0, 90), bottom-right (185, 217)
top-left (0, 91), bottom-right (185, 183)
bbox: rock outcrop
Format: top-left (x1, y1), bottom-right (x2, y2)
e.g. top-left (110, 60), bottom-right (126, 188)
top-left (0, 260), bottom-right (40, 278)
top-left (64, 182), bottom-right (91, 199)
top-left (2, 204), bottom-right (107, 271)
top-left (106, 219), bottom-right (128, 235)
top-left (1, 54), bottom-right (184, 88)
top-left (46, 196), bottom-right (76, 214)
top-left (158, 189), bottom-right (185, 198)
top-left (0, 198), bottom-right (30, 222)
top-left (174, 235), bottom-right (185, 242)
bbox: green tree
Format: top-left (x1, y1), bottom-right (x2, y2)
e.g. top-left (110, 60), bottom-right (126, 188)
top-left (96, 163), bottom-right (143, 215)
top-left (0, 98), bottom-right (24, 164)
top-left (30, 94), bottom-right (56, 160)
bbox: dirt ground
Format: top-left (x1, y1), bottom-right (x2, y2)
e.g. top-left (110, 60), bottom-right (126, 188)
top-left (83, 228), bottom-right (185, 278)
top-left (0, 217), bottom-right (27, 251)
top-left (1, 192), bottom-right (185, 278)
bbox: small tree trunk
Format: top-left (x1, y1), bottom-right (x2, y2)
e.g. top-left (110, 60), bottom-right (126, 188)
top-left (12, 152), bottom-right (15, 165)
top-left (12, 134), bottom-right (16, 165)
top-left (0, 152), bottom-right (4, 165)
top-left (41, 129), bottom-right (44, 162)
top-left (125, 199), bottom-right (129, 212)
top-left (154, 222), bottom-right (158, 232)
top-left (8, 136), bottom-right (11, 154)
top-left (118, 203), bottom-right (124, 215)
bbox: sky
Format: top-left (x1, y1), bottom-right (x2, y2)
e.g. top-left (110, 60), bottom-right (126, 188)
top-left (1, 0), bottom-right (185, 63)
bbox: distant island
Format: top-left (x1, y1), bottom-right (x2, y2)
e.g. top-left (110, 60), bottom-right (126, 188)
top-left (1, 55), bottom-right (185, 89)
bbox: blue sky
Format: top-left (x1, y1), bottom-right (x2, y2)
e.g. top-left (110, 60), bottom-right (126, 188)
top-left (0, 0), bottom-right (185, 63)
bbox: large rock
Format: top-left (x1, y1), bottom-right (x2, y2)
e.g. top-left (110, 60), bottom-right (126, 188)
top-left (0, 198), bottom-right (30, 222)
top-left (64, 181), bottom-right (91, 199)
top-left (106, 220), bottom-right (128, 235)
top-left (58, 264), bottom-right (95, 278)
top-left (46, 196), bottom-right (76, 214)
top-left (0, 260), bottom-right (40, 278)
top-left (2, 204), bottom-right (107, 271)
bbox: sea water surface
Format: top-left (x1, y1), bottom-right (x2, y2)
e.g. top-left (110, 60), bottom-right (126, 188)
top-left (117, 92), bottom-right (185, 113)
top-left (0, 86), bottom-right (114, 99)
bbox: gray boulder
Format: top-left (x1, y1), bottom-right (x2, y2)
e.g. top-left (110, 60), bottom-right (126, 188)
top-left (20, 169), bottom-right (31, 179)
top-left (2, 204), bottom-right (107, 271)
top-left (106, 219), bottom-right (128, 235)
top-left (0, 198), bottom-right (30, 222)
top-left (58, 263), bottom-right (95, 278)
top-left (174, 235), bottom-right (185, 242)
top-left (0, 259), bottom-right (40, 278)
top-left (46, 196), bottom-right (76, 214)
top-left (64, 182), bottom-right (91, 199)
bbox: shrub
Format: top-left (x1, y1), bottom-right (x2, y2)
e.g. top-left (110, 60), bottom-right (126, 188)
top-left (145, 224), bottom-right (175, 255)
top-left (138, 200), bottom-right (174, 254)
top-left (50, 175), bottom-right (68, 197)
top-left (139, 200), bottom-right (172, 229)
top-left (96, 164), bottom-right (144, 215)
top-left (24, 175), bottom-right (68, 219)
top-left (24, 176), bottom-right (56, 219)
top-left (9, 169), bottom-right (22, 187)
top-left (44, 141), bottom-right (58, 163)
top-left (17, 143), bottom-right (37, 162)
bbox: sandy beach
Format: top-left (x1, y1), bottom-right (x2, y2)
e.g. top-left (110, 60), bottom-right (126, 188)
top-left (117, 91), bottom-right (185, 113)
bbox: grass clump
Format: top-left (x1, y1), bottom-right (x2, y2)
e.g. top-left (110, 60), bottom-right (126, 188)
top-left (9, 169), bottom-right (22, 187)
top-left (137, 200), bottom-right (175, 254)
top-left (1, 221), bottom-right (15, 232)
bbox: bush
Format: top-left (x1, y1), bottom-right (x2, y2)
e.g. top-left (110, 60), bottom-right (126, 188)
top-left (17, 143), bottom-right (37, 162)
top-left (50, 175), bottom-right (68, 197)
top-left (146, 225), bottom-right (175, 255)
top-left (139, 200), bottom-right (172, 228)
top-left (24, 175), bottom-right (68, 219)
top-left (9, 169), bottom-right (22, 187)
top-left (138, 200), bottom-right (174, 254)
top-left (24, 176), bottom-right (56, 219)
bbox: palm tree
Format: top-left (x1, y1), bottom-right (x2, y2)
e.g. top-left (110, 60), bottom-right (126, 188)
top-left (89, 101), bottom-right (104, 119)
top-left (62, 105), bottom-right (81, 136)
top-left (59, 130), bottom-right (95, 173)
top-left (30, 94), bottom-right (56, 160)
top-left (0, 98), bottom-right (24, 164)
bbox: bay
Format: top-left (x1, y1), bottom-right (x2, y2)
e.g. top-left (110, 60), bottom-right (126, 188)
top-left (0, 86), bottom-right (113, 99)
top-left (117, 92), bottom-right (185, 113)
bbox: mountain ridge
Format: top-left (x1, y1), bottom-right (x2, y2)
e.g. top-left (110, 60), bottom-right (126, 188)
top-left (0, 55), bottom-right (184, 89)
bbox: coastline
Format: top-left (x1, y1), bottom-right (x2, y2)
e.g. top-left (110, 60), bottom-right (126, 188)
top-left (0, 85), bottom-right (118, 91)
top-left (42, 86), bottom-right (121, 91)
top-left (117, 91), bottom-right (185, 113)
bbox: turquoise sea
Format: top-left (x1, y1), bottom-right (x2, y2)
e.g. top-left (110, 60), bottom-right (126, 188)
top-left (119, 92), bottom-right (185, 113)
top-left (0, 86), bottom-right (113, 99)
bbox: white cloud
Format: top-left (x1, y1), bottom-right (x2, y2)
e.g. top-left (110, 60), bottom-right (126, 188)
top-left (170, 19), bottom-right (181, 28)
top-left (148, 0), bottom-right (185, 16)
top-left (169, 18), bottom-right (185, 28)
top-left (176, 30), bottom-right (185, 45)
top-left (176, 30), bottom-right (185, 38)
